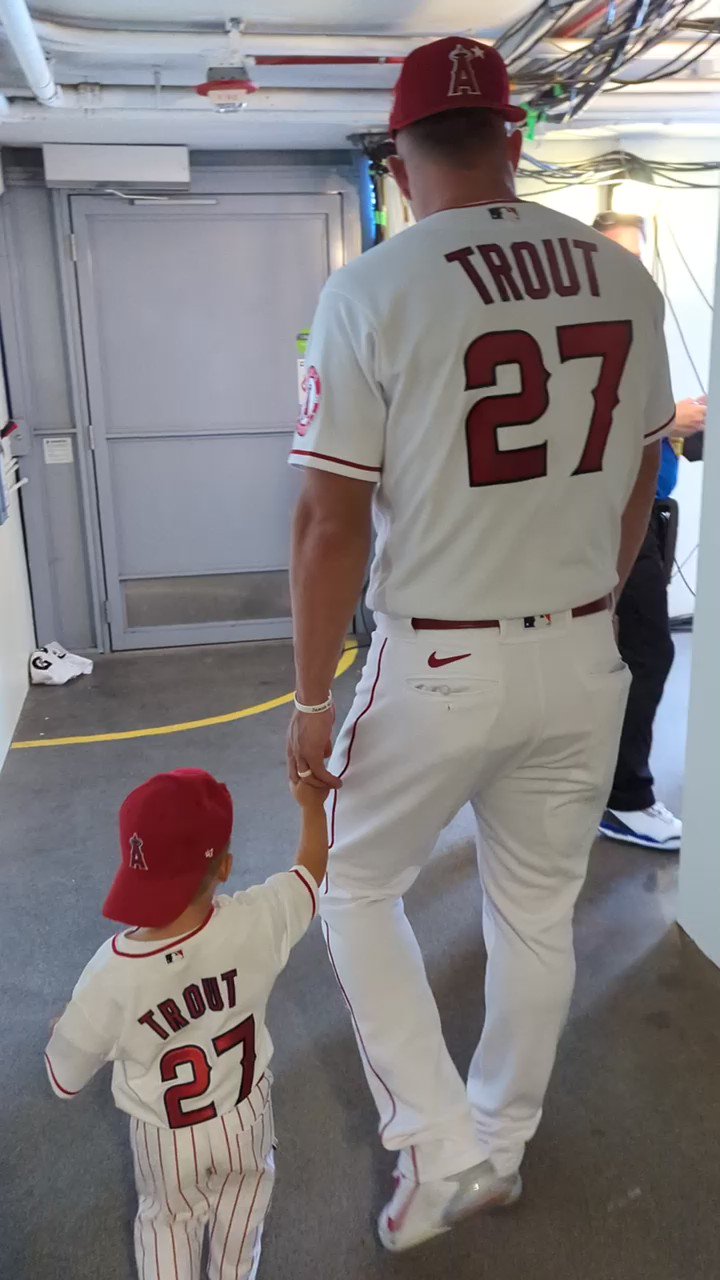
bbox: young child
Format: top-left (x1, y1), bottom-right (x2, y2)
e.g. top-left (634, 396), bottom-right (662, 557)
top-left (45, 767), bottom-right (328, 1280)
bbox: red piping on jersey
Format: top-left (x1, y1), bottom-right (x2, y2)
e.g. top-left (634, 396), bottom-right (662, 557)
top-left (156, 1128), bottom-right (180, 1280)
top-left (237, 1172), bottom-right (266, 1263)
top-left (44, 1052), bottom-right (80, 1096)
top-left (290, 448), bottom-right (381, 475)
top-left (292, 866), bottom-right (318, 917)
top-left (644, 412), bottom-right (676, 441)
top-left (324, 921), bottom-right (398, 1139)
top-left (321, 635), bottom-right (398, 1138)
top-left (221, 1113), bottom-right (233, 1164)
top-left (219, 1174), bottom-right (247, 1275)
top-left (112, 906), bottom-right (214, 958)
top-left (330, 637), bottom-right (388, 849)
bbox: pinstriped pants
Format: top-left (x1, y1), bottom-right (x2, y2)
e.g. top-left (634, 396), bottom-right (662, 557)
top-left (129, 1076), bottom-right (275, 1280)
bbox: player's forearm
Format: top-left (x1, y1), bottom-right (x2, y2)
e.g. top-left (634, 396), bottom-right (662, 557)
top-left (291, 493), bottom-right (371, 704)
top-left (617, 441), bottom-right (662, 596)
top-left (295, 800), bottom-right (330, 887)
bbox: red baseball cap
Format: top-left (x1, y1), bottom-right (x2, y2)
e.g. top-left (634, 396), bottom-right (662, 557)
top-left (389, 37), bottom-right (526, 135)
top-left (103, 769), bottom-right (233, 928)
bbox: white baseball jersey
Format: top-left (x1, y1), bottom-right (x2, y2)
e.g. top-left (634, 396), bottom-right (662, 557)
top-left (291, 199), bottom-right (675, 619)
top-left (45, 868), bottom-right (318, 1128)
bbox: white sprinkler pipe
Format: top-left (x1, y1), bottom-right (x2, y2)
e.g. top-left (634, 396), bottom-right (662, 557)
top-left (0, 0), bottom-right (58, 105)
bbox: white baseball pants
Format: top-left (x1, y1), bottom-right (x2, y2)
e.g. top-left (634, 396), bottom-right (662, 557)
top-left (322, 610), bottom-right (629, 1183)
top-left (129, 1075), bottom-right (274, 1280)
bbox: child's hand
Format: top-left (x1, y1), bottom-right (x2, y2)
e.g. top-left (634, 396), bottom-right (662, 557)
top-left (290, 779), bottom-right (330, 808)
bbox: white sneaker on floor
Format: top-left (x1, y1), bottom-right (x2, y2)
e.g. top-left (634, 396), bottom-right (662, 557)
top-left (377, 1159), bottom-right (522, 1253)
top-left (599, 802), bottom-right (682, 851)
top-left (47, 640), bottom-right (93, 675)
top-left (29, 648), bottom-right (80, 686)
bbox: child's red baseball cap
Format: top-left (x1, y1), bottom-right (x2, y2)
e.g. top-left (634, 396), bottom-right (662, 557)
top-left (389, 37), bottom-right (526, 135)
top-left (103, 769), bottom-right (233, 928)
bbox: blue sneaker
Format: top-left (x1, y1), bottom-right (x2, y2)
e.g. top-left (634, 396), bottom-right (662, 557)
top-left (599, 802), bottom-right (681, 851)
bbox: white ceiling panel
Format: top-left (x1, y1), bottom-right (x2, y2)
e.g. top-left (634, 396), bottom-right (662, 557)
top-left (0, 2), bottom-right (716, 148)
top-left (29, 1), bottom-right (532, 36)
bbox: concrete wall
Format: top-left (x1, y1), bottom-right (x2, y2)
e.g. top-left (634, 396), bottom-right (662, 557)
top-left (0, 362), bottom-right (34, 766)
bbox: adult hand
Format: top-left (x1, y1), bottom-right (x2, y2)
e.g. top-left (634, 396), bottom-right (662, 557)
top-left (674, 396), bottom-right (707, 438)
top-left (287, 707), bottom-right (340, 790)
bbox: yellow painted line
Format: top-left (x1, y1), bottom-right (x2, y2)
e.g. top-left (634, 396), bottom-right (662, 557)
top-left (12, 642), bottom-right (359, 750)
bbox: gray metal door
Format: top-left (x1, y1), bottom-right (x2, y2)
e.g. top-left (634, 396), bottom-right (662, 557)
top-left (71, 193), bottom-right (342, 649)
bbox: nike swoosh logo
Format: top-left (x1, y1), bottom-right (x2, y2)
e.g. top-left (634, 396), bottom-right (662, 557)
top-left (428, 651), bottom-right (472, 669)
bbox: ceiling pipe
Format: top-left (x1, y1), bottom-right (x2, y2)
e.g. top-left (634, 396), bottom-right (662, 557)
top-left (0, 0), bottom-right (59, 104)
top-left (0, 85), bottom-right (394, 115)
top-left (0, 81), bottom-right (716, 124)
top-left (29, 15), bottom-right (710, 68)
top-left (31, 20), bottom-right (413, 61)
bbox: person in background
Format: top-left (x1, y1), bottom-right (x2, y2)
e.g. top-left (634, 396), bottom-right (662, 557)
top-left (593, 212), bottom-right (706, 851)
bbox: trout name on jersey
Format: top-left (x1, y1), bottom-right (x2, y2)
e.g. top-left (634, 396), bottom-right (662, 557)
top-left (445, 234), bottom-right (601, 304)
top-left (137, 968), bottom-right (239, 1041)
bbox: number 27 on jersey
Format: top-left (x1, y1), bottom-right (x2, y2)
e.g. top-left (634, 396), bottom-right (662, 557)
top-left (464, 319), bottom-right (633, 487)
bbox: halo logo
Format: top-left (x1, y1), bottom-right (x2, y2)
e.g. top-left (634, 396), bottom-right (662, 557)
top-left (448, 43), bottom-right (484, 98)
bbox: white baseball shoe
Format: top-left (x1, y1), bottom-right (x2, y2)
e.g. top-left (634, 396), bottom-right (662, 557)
top-left (47, 640), bottom-right (94, 675)
top-left (599, 802), bottom-right (682, 851)
top-left (29, 647), bottom-right (80, 686)
top-left (377, 1159), bottom-right (522, 1253)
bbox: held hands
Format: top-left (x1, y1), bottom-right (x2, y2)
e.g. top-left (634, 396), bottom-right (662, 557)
top-left (290, 778), bottom-right (331, 807)
top-left (287, 706), bottom-right (340, 791)
top-left (674, 396), bottom-right (707, 438)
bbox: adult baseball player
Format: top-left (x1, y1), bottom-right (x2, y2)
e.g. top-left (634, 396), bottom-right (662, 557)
top-left (287, 36), bottom-right (673, 1254)
top-left (45, 769), bottom-right (326, 1280)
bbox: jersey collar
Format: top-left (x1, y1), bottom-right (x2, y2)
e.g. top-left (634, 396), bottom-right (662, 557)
top-left (111, 906), bottom-right (215, 958)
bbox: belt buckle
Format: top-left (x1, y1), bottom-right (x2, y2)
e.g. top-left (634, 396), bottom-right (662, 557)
top-left (524, 614), bottom-right (553, 629)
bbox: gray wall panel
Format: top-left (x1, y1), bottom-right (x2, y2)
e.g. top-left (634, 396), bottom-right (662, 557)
top-left (40, 454), bottom-right (95, 646)
top-left (0, 183), bottom-right (94, 649)
top-left (110, 434), bottom-right (301, 578)
top-left (0, 149), bottom-right (362, 652)
top-left (6, 188), bottom-right (73, 430)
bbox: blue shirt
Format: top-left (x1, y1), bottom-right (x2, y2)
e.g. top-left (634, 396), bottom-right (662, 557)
top-left (656, 437), bottom-right (678, 500)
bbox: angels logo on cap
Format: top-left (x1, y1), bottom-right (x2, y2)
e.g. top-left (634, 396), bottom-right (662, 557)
top-left (128, 834), bottom-right (148, 871)
top-left (448, 42), bottom-right (484, 98)
top-left (389, 37), bottom-right (526, 134)
top-left (297, 366), bottom-right (322, 437)
top-left (103, 769), bottom-right (233, 929)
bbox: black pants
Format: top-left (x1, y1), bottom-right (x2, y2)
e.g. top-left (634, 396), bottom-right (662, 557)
top-left (609, 506), bottom-right (675, 812)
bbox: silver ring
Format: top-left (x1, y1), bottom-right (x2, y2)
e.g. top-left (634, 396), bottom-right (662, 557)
top-left (298, 769), bottom-right (313, 779)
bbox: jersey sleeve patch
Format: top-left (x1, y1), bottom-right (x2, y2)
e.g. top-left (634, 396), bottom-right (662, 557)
top-left (296, 366), bottom-right (322, 436)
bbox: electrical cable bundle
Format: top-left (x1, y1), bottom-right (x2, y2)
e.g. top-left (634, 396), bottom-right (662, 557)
top-left (498, 0), bottom-right (720, 122)
top-left (517, 147), bottom-right (720, 194)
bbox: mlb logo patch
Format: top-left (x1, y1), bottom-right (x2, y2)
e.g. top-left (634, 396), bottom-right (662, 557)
top-left (166, 949), bottom-right (184, 965)
top-left (484, 207), bottom-right (517, 222)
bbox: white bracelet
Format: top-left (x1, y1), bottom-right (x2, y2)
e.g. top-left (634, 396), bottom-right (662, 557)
top-left (294, 692), bottom-right (333, 715)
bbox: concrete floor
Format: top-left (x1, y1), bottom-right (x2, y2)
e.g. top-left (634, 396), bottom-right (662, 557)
top-left (1, 633), bottom-right (719, 1280)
